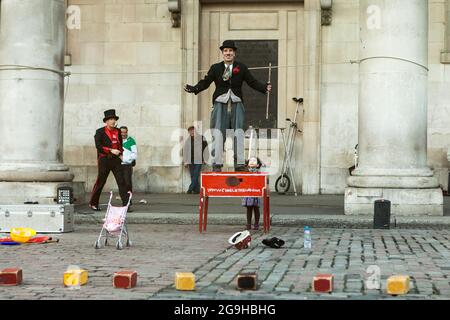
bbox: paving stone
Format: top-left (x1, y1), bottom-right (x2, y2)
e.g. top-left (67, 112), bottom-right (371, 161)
top-left (3, 225), bottom-right (450, 300)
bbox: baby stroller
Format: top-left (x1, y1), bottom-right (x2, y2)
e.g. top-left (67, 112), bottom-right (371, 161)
top-left (94, 191), bottom-right (132, 250)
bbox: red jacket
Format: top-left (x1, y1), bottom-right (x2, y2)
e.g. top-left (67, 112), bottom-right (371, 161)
top-left (94, 126), bottom-right (123, 159)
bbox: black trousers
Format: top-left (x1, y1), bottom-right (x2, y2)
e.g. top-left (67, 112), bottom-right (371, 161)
top-left (90, 156), bottom-right (129, 207)
top-left (122, 164), bottom-right (133, 193)
top-left (188, 164), bottom-right (202, 193)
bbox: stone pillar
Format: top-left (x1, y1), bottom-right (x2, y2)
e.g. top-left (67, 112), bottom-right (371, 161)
top-left (442, 0), bottom-right (450, 63)
top-left (447, 0), bottom-right (450, 50)
top-left (181, 0), bottom-right (201, 192)
top-left (0, 0), bottom-right (73, 204)
top-left (345, 0), bottom-right (443, 216)
top-left (302, 0), bottom-right (322, 195)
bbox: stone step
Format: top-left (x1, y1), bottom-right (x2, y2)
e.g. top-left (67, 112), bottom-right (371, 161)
top-left (74, 212), bottom-right (450, 229)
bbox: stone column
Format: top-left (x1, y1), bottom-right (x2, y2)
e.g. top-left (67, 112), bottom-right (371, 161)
top-left (302, 0), bottom-right (322, 195)
top-left (0, 0), bottom-right (73, 204)
top-left (181, 0), bottom-right (201, 192)
top-left (442, 0), bottom-right (450, 63)
top-left (345, 0), bottom-right (443, 216)
top-left (447, 0), bottom-right (450, 50)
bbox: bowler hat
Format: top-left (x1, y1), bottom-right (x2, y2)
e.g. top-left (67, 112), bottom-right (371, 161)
top-left (103, 109), bottom-right (119, 122)
top-left (228, 230), bottom-right (251, 250)
top-left (220, 40), bottom-right (237, 51)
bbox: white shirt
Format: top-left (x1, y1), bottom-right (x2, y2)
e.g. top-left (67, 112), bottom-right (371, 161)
top-left (215, 63), bottom-right (242, 104)
top-left (121, 137), bottom-right (138, 165)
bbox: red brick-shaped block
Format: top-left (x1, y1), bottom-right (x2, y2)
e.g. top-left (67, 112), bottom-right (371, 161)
top-left (113, 271), bottom-right (137, 289)
top-left (236, 273), bottom-right (258, 290)
top-left (0, 268), bottom-right (23, 286)
top-left (312, 274), bottom-right (333, 293)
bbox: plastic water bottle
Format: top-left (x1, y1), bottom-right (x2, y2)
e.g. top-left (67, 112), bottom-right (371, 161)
top-left (304, 226), bottom-right (312, 249)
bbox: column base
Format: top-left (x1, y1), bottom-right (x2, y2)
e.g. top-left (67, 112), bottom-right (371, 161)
top-left (0, 171), bottom-right (74, 182)
top-left (348, 174), bottom-right (438, 189)
top-left (0, 162), bottom-right (74, 182)
top-left (345, 187), bottom-right (444, 216)
top-left (0, 181), bottom-right (85, 205)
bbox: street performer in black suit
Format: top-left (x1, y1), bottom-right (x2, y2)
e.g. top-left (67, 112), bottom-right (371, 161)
top-left (184, 40), bottom-right (272, 172)
top-left (89, 109), bottom-right (130, 211)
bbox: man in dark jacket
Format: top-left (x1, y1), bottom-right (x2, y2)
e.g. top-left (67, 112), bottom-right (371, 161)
top-left (184, 40), bottom-right (272, 171)
top-left (89, 109), bottom-right (130, 211)
top-left (183, 126), bottom-right (209, 194)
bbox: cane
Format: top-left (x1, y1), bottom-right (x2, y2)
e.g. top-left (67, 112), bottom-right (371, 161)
top-left (266, 63), bottom-right (272, 120)
top-left (248, 126), bottom-right (254, 160)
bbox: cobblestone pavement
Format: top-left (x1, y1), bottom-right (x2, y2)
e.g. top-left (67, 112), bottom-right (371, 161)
top-left (0, 225), bottom-right (230, 300)
top-left (1, 225), bottom-right (450, 300)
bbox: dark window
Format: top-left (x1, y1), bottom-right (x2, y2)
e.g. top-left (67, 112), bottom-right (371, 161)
top-left (234, 40), bottom-right (278, 130)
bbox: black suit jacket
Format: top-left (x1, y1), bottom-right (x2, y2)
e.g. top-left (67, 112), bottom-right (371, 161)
top-left (183, 135), bottom-right (209, 164)
top-left (193, 61), bottom-right (267, 104)
top-left (94, 127), bottom-right (123, 159)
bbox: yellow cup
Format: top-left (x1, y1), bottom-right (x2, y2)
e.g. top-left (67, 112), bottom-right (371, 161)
top-left (10, 228), bottom-right (37, 243)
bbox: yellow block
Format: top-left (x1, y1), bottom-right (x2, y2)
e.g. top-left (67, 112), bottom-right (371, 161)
top-left (387, 275), bottom-right (410, 295)
top-left (175, 272), bottom-right (195, 291)
top-left (64, 269), bottom-right (88, 287)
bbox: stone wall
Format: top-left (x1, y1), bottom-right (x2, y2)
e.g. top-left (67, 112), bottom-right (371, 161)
top-left (64, 0), bottom-right (185, 193)
top-left (320, 0), bottom-right (359, 194)
top-left (61, 0), bottom-right (450, 194)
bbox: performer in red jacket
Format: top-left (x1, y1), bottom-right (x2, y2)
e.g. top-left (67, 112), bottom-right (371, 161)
top-left (89, 109), bottom-right (130, 211)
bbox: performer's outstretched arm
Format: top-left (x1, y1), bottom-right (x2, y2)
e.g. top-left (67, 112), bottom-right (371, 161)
top-left (185, 65), bottom-right (215, 95)
top-left (243, 65), bottom-right (269, 94)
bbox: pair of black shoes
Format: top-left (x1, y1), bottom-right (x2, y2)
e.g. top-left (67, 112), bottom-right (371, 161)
top-left (235, 165), bottom-right (247, 172)
top-left (262, 237), bottom-right (285, 249)
top-left (212, 165), bottom-right (247, 172)
top-left (89, 205), bottom-right (101, 212)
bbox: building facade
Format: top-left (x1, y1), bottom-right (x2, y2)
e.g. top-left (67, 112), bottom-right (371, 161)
top-left (1, 0), bottom-right (449, 214)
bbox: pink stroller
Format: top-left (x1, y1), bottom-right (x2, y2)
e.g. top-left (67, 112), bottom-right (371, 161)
top-left (94, 191), bottom-right (132, 250)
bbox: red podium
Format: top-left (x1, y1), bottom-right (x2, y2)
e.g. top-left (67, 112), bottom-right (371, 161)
top-left (199, 172), bottom-right (270, 233)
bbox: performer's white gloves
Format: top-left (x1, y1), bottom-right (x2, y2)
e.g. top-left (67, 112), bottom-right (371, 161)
top-left (184, 84), bottom-right (198, 94)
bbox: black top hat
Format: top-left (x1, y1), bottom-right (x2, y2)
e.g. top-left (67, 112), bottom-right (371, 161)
top-left (103, 109), bottom-right (119, 122)
top-left (220, 40), bottom-right (237, 51)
